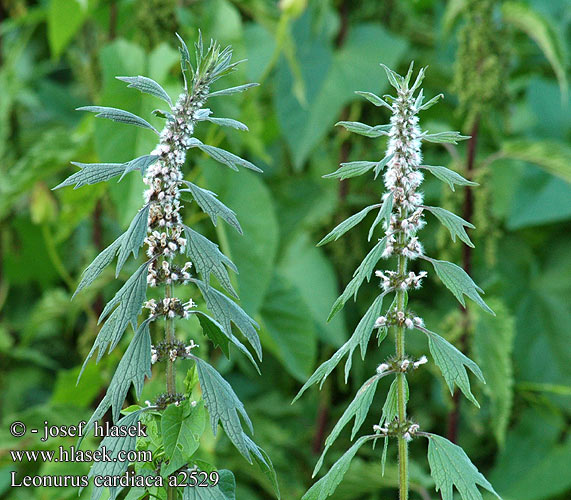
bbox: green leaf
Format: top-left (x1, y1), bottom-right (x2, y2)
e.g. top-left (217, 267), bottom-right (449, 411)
top-left (317, 204), bottom-right (381, 246)
top-left (162, 400), bottom-right (205, 475)
top-left (327, 238), bottom-right (386, 321)
top-left (73, 234), bottom-right (124, 298)
top-left (119, 154), bottom-right (160, 180)
top-left (193, 311), bottom-right (258, 369)
top-left (47, 0), bottom-right (88, 57)
top-left (77, 106), bottom-right (159, 134)
top-left (423, 131), bottom-right (470, 144)
top-left (53, 162), bottom-right (126, 190)
top-left (242, 434), bottom-right (281, 499)
top-left (259, 273), bottom-right (317, 381)
top-left (116, 75), bottom-right (173, 106)
top-left (380, 377), bottom-right (408, 425)
top-left (335, 121), bottom-right (391, 138)
top-left (116, 204), bottom-right (150, 275)
top-left (502, 2), bottom-right (568, 98)
top-left (303, 435), bottom-right (375, 500)
top-left (499, 139), bottom-right (571, 183)
top-left (193, 357), bottom-right (254, 462)
top-left (323, 161), bottom-right (377, 180)
top-left (183, 469), bottom-right (236, 500)
top-left (380, 63), bottom-right (402, 90)
top-left (99, 261), bottom-right (149, 327)
top-left (184, 225), bottom-right (238, 298)
top-left (425, 206), bottom-right (474, 247)
top-left (354, 91), bottom-right (392, 109)
top-left (204, 116), bottom-right (249, 131)
top-left (294, 293), bottom-right (385, 402)
top-left (426, 434), bottom-right (501, 500)
top-left (427, 258), bottom-right (494, 314)
top-left (86, 409), bottom-right (145, 500)
top-left (209, 83), bottom-right (259, 97)
top-left (474, 299), bottom-right (515, 446)
top-left (418, 93), bottom-right (444, 111)
top-left (368, 193), bottom-right (393, 241)
top-left (193, 279), bottom-right (261, 360)
top-left (421, 328), bottom-right (484, 407)
top-left (420, 165), bottom-right (478, 191)
top-left (314, 375), bottom-right (384, 476)
top-left (182, 182), bottom-right (242, 234)
top-left (190, 138), bottom-right (262, 173)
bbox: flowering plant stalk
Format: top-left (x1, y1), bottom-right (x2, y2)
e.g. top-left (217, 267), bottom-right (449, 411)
top-left (54, 34), bottom-right (279, 500)
top-left (295, 64), bottom-right (500, 500)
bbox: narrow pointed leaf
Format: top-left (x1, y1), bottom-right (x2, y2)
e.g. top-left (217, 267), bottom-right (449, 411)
top-left (423, 131), bottom-right (470, 144)
top-left (420, 165), bottom-right (478, 191)
top-left (54, 163), bottom-right (126, 190)
top-left (205, 116), bottom-right (249, 131)
top-left (425, 206), bottom-right (475, 247)
top-left (116, 204), bottom-right (150, 275)
top-left (77, 106), bottom-right (158, 134)
top-left (318, 204), bottom-right (381, 247)
top-left (336, 121), bottom-right (391, 138)
top-left (355, 91), bottom-right (392, 110)
top-left (209, 83), bottom-right (259, 97)
top-left (368, 193), bottom-right (393, 241)
top-left (116, 75), bottom-right (172, 106)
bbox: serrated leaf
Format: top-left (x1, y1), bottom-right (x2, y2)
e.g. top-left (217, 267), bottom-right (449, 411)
top-left (184, 225), bottom-right (238, 297)
top-left (335, 121), bottom-right (391, 138)
top-left (303, 435), bottom-right (375, 500)
top-left (318, 204), bottom-right (381, 247)
top-left (427, 258), bottom-right (494, 314)
top-left (420, 165), bottom-right (478, 191)
top-left (182, 182), bottom-right (242, 234)
top-left (193, 357), bottom-right (253, 462)
top-left (499, 140), bottom-right (571, 183)
top-left (323, 161), bottom-right (377, 180)
top-left (418, 93), bottom-right (443, 111)
top-left (423, 131), bottom-right (470, 144)
top-left (380, 377), bottom-right (409, 425)
top-left (502, 2), bottom-right (568, 98)
top-left (204, 116), bottom-right (249, 131)
top-left (162, 400), bottom-right (205, 475)
top-left (73, 234), bottom-right (124, 298)
top-left (355, 91), bottom-right (392, 110)
top-left (380, 63), bottom-right (402, 90)
top-left (425, 206), bottom-right (474, 247)
top-left (99, 261), bottom-right (149, 325)
top-left (77, 106), bottom-right (158, 134)
top-left (327, 238), bottom-right (386, 321)
top-left (209, 83), bottom-right (259, 97)
top-left (191, 138), bottom-right (262, 172)
top-left (116, 75), bottom-right (172, 106)
top-left (86, 409), bottom-right (145, 500)
top-left (421, 327), bottom-right (484, 407)
top-left (242, 434), bottom-right (281, 499)
top-left (116, 204), bottom-right (150, 275)
top-left (53, 162), bottom-right (126, 190)
top-left (474, 299), bottom-right (515, 446)
top-left (294, 293), bottom-right (385, 402)
top-left (427, 434), bottom-right (501, 500)
top-left (183, 469), bottom-right (236, 500)
top-left (193, 279), bottom-right (261, 360)
top-left (120, 154), bottom-right (159, 180)
top-left (192, 311), bottom-right (259, 370)
top-left (368, 193), bottom-right (393, 241)
top-left (80, 320), bottom-right (152, 448)
top-left (314, 374), bottom-right (384, 476)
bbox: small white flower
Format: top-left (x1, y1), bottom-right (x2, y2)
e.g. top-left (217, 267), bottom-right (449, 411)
top-left (376, 362), bottom-right (390, 374)
top-left (413, 355), bottom-right (428, 369)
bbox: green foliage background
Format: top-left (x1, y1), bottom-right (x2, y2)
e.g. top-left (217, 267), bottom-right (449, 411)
top-left (0, 0), bottom-right (569, 499)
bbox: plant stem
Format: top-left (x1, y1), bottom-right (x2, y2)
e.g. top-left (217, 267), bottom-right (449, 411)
top-left (447, 115), bottom-right (479, 443)
top-left (165, 281), bottom-right (176, 500)
top-left (396, 246), bottom-right (408, 500)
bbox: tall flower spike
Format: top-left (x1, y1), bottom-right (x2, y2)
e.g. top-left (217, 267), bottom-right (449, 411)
top-left (296, 63), bottom-right (499, 500)
top-left (55, 34), bottom-right (279, 500)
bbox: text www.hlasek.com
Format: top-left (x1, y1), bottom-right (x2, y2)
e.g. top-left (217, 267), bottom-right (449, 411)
top-left (10, 447), bottom-right (152, 464)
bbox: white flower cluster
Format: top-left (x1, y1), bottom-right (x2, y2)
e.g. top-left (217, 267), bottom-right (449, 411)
top-left (403, 423), bottom-right (420, 442)
top-left (144, 297), bottom-right (196, 319)
top-left (381, 86), bottom-right (426, 262)
top-left (374, 312), bottom-right (424, 329)
top-left (375, 270), bottom-right (428, 292)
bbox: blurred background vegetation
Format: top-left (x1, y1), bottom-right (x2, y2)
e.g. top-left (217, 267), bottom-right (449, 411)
top-left (0, 0), bottom-right (570, 499)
